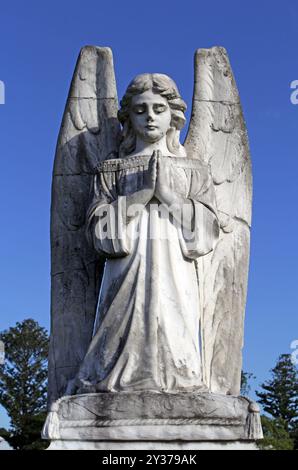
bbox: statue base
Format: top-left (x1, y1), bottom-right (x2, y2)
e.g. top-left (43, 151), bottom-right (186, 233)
top-left (42, 391), bottom-right (263, 450)
top-left (46, 440), bottom-right (258, 450)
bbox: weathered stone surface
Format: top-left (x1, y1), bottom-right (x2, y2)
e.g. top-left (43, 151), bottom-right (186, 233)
top-left (48, 46), bottom-right (253, 401)
top-left (47, 440), bottom-right (259, 450)
top-left (0, 437), bottom-right (12, 450)
top-left (185, 47), bottom-right (252, 395)
top-left (42, 392), bottom-right (262, 443)
top-left (45, 45), bottom-right (259, 449)
top-left (48, 47), bottom-right (120, 404)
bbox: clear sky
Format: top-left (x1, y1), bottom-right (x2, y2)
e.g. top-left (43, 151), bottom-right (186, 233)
top-left (0, 0), bottom-right (297, 428)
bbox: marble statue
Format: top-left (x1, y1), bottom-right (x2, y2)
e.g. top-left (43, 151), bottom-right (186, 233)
top-left (66, 73), bottom-right (220, 395)
top-left (43, 46), bottom-right (262, 449)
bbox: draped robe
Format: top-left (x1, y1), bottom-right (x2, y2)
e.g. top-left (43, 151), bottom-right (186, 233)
top-left (69, 154), bottom-right (220, 394)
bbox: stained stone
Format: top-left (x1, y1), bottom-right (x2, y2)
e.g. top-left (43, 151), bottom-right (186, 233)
top-left (42, 391), bottom-right (262, 447)
top-left (44, 45), bottom-right (261, 449)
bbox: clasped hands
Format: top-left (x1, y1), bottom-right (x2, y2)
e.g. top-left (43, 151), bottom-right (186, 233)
top-left (133, 151), bottom-right (194, 230)
top-left (142, 150), bottom-right (183, 206)
top-left (124, 151), bottom-right (193, 229)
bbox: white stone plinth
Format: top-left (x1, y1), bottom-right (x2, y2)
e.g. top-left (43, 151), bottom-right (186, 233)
top-left (47, 440), bottom-right (258, 450)
top-left (43, 391), bottom-right (262, 450)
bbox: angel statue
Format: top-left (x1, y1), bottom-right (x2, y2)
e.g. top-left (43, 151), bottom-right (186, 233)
top-left (64, 72), bottom-right (220, 395)
top-left (43, 46), bottom-right (262, 448)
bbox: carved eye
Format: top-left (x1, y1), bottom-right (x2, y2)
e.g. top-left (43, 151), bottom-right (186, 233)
top-left (132, 105), bottom-right (145, 114)
top-left (153, 104), bottom-right (167, 114)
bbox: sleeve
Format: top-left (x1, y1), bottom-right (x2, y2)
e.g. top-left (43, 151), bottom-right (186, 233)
top-left (177, 165), bottom-right (220, 260)
top-left (85, 173), bottom-right (133, 258)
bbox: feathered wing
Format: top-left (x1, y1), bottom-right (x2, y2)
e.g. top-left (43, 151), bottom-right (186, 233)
top-left (48, 46), bottom-right (120, 404)
top-left (184, 47), bottom-right (252, 395)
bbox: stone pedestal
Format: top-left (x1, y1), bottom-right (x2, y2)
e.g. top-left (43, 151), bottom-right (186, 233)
top-left (42, 391), bottom-right (263, 450)
top-left (47, 440), bottom-right (258, 450)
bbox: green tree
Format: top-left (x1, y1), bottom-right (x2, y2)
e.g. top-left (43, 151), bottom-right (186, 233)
top-left (0, 319), bottom-right (49, 450)
top-left (256, 354), bottom-right (298, 450)
top-left (241, 371), bottom-right (256, 396)
top-left (256, 354), bottom-right (298, 431)
top-left (257, 416), bottom-right (294, 450)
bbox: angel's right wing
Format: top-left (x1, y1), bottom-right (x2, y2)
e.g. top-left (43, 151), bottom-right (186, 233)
top-left (48, 46), bottom-right (120, 405)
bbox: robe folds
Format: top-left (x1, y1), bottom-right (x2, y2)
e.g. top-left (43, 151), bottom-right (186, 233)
top-left (70, 154), bottom-right (220, 394)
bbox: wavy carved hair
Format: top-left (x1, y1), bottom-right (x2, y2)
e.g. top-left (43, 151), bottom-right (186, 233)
top-left (117, 73), bottom-right (187, 158)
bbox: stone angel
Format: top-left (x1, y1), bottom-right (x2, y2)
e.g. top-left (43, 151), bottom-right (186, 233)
top-left (47, 46), bottom-right (252, 405)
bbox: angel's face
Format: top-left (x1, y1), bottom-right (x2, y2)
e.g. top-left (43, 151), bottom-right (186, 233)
top-left (129, 89), bottom-right (171, 143)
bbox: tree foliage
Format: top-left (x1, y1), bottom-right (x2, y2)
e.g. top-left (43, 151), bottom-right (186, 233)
top-left (0, 319), bottom-right (49, 450)
top-left (256, 354), bottom-right (298, 431)
top-left (240, 370), bottom-right (255, 396)
top-left (257, 416), bottom-right (294, 450)
top-left (256, 354), bottom-right (298, 450)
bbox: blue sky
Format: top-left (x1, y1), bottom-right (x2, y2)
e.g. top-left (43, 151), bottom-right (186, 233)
top-left (0, 0), bottom-right (297, 428)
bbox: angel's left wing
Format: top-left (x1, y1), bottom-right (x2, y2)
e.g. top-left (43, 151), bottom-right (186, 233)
top-left (184, 47), bottom-right (252, 395)
top-left (48, 46), bottom-right (120, 405)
